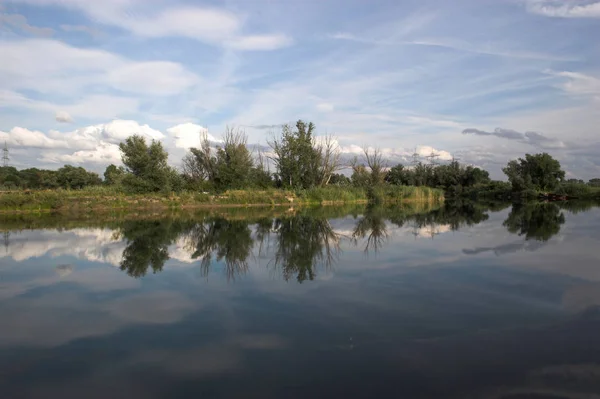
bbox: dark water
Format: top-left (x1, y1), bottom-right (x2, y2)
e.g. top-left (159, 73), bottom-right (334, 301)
top-left (2, 201), bottom-right (600, 399)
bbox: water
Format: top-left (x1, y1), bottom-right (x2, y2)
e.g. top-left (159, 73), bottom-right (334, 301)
top-left (1, 201), bottom-right (600, 399)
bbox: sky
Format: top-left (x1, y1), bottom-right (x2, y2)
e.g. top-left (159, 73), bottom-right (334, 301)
top-left (0, 0), bottom-right (599, 179)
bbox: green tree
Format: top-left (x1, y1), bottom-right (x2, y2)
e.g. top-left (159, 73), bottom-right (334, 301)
top-left (268, 120), bottom-right (321, 189)
top-left (503, 153), bottom-right (565, 192)
top-left (0, 166), bottom-right (21, 188)
top-left (350, 160), bottom-right (371, 188)
top-left (56, 165), bottom-right (101, 189)
top-left (214, 128), bottom-right (255, 190)
top-left (329, 173), bottom-right (351, 186)
top-left (104, 164), bottom-right (125, 186)
top-left (119, 135), bottom-right (174, 193)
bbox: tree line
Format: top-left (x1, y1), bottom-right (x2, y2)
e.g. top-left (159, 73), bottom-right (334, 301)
top-left (1, 119), bottom-right (599, 196)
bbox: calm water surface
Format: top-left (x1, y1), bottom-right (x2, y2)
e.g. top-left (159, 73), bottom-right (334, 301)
top-left (2, 202), bottom-right (600, 398)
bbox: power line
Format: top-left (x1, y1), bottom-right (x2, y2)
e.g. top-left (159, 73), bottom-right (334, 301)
top-left (426, 150), bottom-right (440, 166)
top-left (411, 147), bottom-right (420, 165)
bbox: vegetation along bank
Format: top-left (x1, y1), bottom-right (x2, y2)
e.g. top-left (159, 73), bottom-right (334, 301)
top-left (1, 119), bottom-right (598, 212)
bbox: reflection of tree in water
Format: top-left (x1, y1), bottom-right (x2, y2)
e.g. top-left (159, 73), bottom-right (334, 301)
top-left (503, 202), bottom-right (565, 241)
top-left (272, 216), bottom-right (340, 282)
top-left (352, 207), bottom-right (389, 253)
top-left (185, 218), bottom-right (253, 280)
top-left (119, 220), bottom-right (188, 278)
top-left (403, 201), bottom-right (494, 232)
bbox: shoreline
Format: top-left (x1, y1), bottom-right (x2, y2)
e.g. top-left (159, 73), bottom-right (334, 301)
top-left (0, 187), bottom-right (445, 214)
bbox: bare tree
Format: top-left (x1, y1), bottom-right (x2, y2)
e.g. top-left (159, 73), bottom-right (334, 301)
top-left (314, 134), bottom-right (342, 186)
top-left (363, 146), bottom-right (387, 186)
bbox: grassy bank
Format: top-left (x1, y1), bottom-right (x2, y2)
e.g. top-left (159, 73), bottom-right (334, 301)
top-left (0, 185), bottom-right (444, 213)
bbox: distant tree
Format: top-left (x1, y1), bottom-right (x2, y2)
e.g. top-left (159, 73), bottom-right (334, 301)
top-left (587, 178), bottom-right (600, 187)
top-left (328, 173), bottom-right (351, 186)
top-left (413, 162), bottom-right (432, 187)
top-left (56, 165), bottom-right (101, 189)
top-left (503, 153), bottom-right (565, 192)
top-left (385, 164), bottom-right (408, 186)
top-left (350, 157), bottom-right (371, 188)
top-left (103, 164), bottom-right (126, 186)
top-left (566, 178), bottom-right (585, 185)
top-left (0, 166), bottom-right (21, 188)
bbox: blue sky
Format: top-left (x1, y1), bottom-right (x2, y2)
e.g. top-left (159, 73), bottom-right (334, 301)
top-left (1, 0), bottom-right (599, 179)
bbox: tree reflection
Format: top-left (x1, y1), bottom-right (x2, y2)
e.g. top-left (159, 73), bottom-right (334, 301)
top-left (272, 215), bottom-right (340, 282)
top-left (352, 206), bottom-right (389, 253)
top-left (503, 203), bottom-right (565, 241)
top-left (184, 218), bottom-right (253, 280)
top-left (119, 220), bottom-right (189, 278)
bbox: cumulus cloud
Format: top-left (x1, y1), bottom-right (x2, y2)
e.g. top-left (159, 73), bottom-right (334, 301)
top-left (2, 120), bottom-right (165, 166)
top-left (55, 110), bottom-right (73, 123)
top-left (0, 127), bottom-right (69, 149)
top-left (526, 0), bottom-right (600, 18)
top-left (167, 123), bottom-right (222, 150)
top-left (41, 142), bottom-right (122, 165)
top-left (462, 127), bottom-right (565, 149)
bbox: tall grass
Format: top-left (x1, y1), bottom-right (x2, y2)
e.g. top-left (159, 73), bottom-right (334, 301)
top-left (0, 185), bottom-right (444, 213)
top-left (368, 185), bottom-right (444, 205)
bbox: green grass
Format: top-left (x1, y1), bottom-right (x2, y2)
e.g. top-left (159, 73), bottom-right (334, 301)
top-left (0, 185), bottom-right (445, 213)
top-left (556, 183), bottom-right (600, 199)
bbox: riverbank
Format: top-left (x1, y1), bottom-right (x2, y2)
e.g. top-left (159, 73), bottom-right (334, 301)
top-left (0, 186), bottom-right (444, 213)
top-left (457, 182), bottom-right (600, 202)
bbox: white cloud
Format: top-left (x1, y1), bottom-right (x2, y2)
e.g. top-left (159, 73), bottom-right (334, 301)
top-left (0, 39), bottom-right (198, 96)
top-left (55, 110), bottom-right (73, 123)
top-left (415, 145), bottom-right (453, 161)
top-left (0, 126), bottom-right (69, 149)
top-left (526, 0), bottom-right (600, 18)
top-left (0, 90), bottom-right (140, 120)
top-left (317, 103), bottom-right (335, 112)
top-left (1, 120), bottom-right (164, 165)
top-left (9, 1), bottom-right (292, 50)
top-left (107, 61), bottom-right (199, 96)
top-left (167, 123), bottom-right (222, 149)
top-left (547, 70), bottom-right (600, 96)
top-left (227, 34), bottom-right (293, 51)
top-left (42, 142), bottom-right (122, 165)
